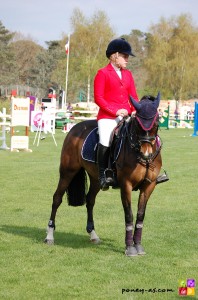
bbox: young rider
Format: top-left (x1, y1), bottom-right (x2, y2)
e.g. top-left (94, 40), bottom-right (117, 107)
top-left (94, 38), bottom-right (169, 191)
top-left (94, 38), bottom-right (138, 190)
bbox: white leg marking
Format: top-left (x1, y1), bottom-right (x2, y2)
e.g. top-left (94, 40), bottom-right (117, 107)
top-left (46, 226), bottom-right (54, 241)
top-left (89, 230), bottom-right (100, 244)
top-left (126, 225), bottom-right (133, 231)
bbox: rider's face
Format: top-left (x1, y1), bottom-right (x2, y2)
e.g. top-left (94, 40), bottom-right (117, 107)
top-left (111, 52), bottom-right (129, 69)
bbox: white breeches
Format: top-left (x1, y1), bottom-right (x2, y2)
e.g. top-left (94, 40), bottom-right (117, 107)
top-left (98, 117), bottom-right (122, 147)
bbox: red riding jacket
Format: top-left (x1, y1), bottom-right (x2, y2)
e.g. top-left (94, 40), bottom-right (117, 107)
top-left (94, 63), bottom-right (139, 120)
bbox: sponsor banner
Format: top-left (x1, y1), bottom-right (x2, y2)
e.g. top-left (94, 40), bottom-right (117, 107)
top-left (29, 96), bottom-right (37, 125)
top-left (11, 97), bottom-right (30, 127)
top-left (31, 110), bottom-right (55, 134)
top-left (11, 136), bottom-right (29, 150)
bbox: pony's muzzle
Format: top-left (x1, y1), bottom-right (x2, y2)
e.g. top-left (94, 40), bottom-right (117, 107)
top-left (139, 138), bottom-right (155, 160)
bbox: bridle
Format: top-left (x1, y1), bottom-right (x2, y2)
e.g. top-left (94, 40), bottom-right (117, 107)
top-left (125, 116), bottom-right (162, 165)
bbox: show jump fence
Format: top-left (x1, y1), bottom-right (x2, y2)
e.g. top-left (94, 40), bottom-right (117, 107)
top-left (192, 102), bottom-right (198, 137)
top-left (0, 108), bottom-right (11, 150)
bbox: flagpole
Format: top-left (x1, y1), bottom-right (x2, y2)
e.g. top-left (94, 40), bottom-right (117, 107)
top-left (65, 34), bottom-right (70, 109)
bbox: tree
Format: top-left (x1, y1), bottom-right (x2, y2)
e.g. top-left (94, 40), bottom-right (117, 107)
top-left (27, 48), bottom-right (47, 90)
top-left (29, 40), bottom-right (63, 93)
top-left (0, 20), bottom-right (16, 85)
top-left (144, 14), bottom-right (198, 100)
top-left (168, 15), bottom-right (198, 99)
top-left (61, 8), bottom-right (115, 103)
top-left (10, 40), bottom-right (43, 85)
top-left (122, 30), bottom-right (150, 96)
top-left (47, 40), bottom-right (67, 92)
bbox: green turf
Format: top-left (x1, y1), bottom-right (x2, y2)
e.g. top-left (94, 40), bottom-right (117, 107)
top-left (0, 128), bottom-right (198, 299)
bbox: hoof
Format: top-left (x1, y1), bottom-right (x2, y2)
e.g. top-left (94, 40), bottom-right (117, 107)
top-left (90, 238), bottom-right (101, 244)
top-left (89, 230), bottom-right (101, 244)
top-left (135, 244), bottom-right (146, 255)
top-left (125, 246), bottom-right (138, 257)
top-left (44, 238), bottom-right (54, 245)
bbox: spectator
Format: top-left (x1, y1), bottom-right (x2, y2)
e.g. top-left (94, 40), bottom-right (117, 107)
top-left (67, 102), bottom-right (73, 111)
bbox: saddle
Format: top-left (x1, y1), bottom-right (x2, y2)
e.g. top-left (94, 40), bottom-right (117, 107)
top-left (81, 118), bottom-right (126, 166)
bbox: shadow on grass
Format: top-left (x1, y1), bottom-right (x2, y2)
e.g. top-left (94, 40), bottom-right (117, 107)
top-left (0, 225), bottom-right (123, 254)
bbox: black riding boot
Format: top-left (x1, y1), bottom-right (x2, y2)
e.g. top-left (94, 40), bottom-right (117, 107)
top-left (97, 143), bottom-right (114, 191)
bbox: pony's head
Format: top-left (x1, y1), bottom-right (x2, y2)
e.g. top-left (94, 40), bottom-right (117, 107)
top-left (129, 93), bottom-right (161, 160)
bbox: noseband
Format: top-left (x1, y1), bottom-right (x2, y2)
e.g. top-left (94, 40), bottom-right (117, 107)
top-left (138, 131), bottom-right (156, 146)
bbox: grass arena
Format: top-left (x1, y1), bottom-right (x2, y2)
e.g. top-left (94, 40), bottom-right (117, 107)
top-left (0, 127), bottom-right (197, 300)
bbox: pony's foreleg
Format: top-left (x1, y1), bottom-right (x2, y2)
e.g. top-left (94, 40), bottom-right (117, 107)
top-left (133, 190), bottom-right (150, 255)
top-left (121, 189), bottom-right (138, 257)
top-left (44, 178), bottom-right (66, 245)
top-left (86, 178), bottom-right (100, 244)
top-left (123, 205), bottom-right (138, 257)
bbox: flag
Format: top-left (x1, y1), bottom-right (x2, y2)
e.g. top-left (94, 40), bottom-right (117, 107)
top-left (65, 40), bottom-right (69, 55)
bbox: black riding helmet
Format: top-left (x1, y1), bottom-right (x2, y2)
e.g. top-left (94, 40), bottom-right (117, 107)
top-left (106, 38), bottom-right (135, 58)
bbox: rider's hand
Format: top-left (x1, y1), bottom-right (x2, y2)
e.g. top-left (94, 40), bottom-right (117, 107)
top-left (116, 109), bottom-right (128, 117)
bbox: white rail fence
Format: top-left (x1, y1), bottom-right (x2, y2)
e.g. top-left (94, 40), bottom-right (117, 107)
top-left (0, 108), bottom-right (11, 150)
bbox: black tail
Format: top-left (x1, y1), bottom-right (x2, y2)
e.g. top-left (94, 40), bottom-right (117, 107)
top-left (66, 168), bottom-right (87, 207)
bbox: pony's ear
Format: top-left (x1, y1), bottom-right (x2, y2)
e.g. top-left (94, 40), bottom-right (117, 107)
top-left (154, 92), bottom-right (161, 109)
top-left (129, 96), bottom-right (141, 111)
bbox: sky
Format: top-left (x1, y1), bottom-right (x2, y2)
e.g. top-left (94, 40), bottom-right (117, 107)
top-left (1, 0), bottom-right (198, 47)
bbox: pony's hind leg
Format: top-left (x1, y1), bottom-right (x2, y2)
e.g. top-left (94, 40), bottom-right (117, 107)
top-left (86, 176), bottom-right (101, 244)
top-left (44, 177), bottom-right (69, 245)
